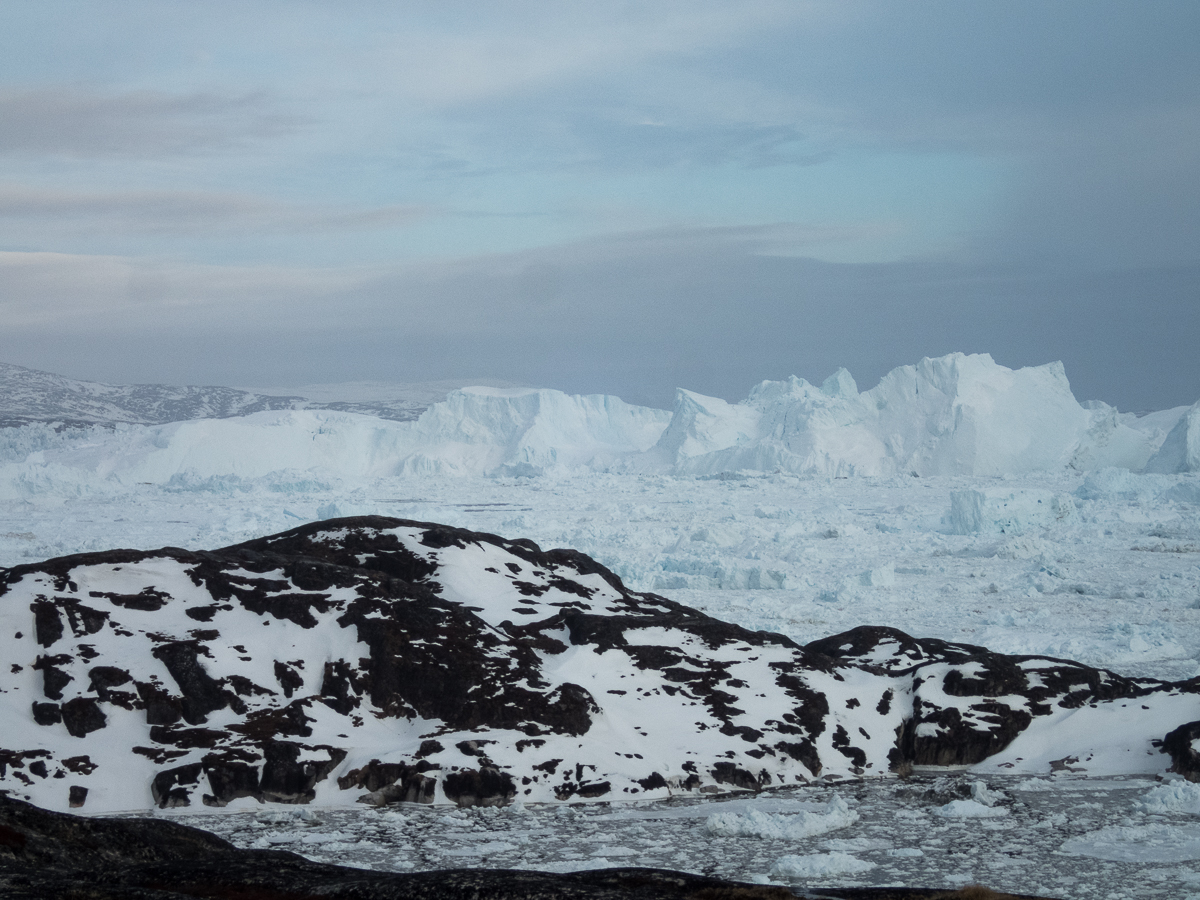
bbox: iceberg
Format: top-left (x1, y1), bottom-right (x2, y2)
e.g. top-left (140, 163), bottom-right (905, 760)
top-left (651, 353), bottom-right (1167, 478)
top-left (0, 353), bottom-right (1194, 488)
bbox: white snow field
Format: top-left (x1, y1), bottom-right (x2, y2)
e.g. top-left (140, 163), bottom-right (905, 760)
top-left (2, 351), bottom-right (1200, 898)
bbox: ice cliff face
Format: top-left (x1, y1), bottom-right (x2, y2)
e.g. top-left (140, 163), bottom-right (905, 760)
top-left (1144, 401), bottom-right (1200, 474)
top-left (2, 517), bottom-right (1198, 814)
top-left (653, 354), bottom-right (1166, 477)
top-left (389, 387), bottom-right (671, 476)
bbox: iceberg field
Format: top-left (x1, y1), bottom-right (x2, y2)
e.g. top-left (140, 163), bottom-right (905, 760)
top-left (3, 350), bottom-right (1200, 898)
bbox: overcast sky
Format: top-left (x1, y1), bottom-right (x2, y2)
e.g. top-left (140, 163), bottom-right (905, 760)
top-left (1, 1), bottom-right (1197, 410)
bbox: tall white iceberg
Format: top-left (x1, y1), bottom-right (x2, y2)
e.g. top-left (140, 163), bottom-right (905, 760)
top-left (647, 353), bottom-right (1155, 477)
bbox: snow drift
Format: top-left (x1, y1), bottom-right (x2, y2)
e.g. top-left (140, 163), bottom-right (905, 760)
top-left (0, 354), bottom-right (1193, 490)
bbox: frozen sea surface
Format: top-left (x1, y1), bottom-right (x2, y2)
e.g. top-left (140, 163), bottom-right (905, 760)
top-left (158, 774), bottom-right (1200, 900)
top-left (4, 468), bottom-right (1200, 898)
top-left (4, 470), bottom-right (1197, 680)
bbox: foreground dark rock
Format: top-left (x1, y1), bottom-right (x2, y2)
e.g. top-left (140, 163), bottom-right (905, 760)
top-left (1160, 720), bottom-right (1200, 782)
top-left (0, 794), bottom-right (1056, 899)
top-left (1, 516), bottom-right (1196, 813)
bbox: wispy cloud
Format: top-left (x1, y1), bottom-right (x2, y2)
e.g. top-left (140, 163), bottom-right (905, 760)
top-left (0, 184), bottom-right (427, 234)
top-left (0, 87), bottom-right (298, 157)
top-left (4, 225), bottom-right (1196, 411)
top-left (0, 250), bottom-right (362, 327)
top-left (362, 1), bottom-right (814, 108)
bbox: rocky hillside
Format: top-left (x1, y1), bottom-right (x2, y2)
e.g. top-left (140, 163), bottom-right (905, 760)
top-left (1, 517), bottom-right (1196, 814)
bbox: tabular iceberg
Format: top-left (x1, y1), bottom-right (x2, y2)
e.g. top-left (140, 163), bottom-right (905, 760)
top-left (0, 353), bottom-right (1193, 489)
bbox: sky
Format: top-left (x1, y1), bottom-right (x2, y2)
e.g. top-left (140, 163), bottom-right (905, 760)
top-left (0, 1), bottom-right (1197, 411)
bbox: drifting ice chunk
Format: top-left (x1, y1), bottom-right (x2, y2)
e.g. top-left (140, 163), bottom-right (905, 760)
top-left (934, 799), bottom-right (1008, 818)
top-left (769, 851), bottom-right (875, 876)
top-left (948, 488), bottom-right (1079, 535)
top-left (858, 562), bottom-right (895, 588)
top-left (1075, 467), bottom-right (1171, 501)
top-left (705, 796), bottom-right (858, 840)
top-left (1061, 823), bottom-right (1200, 863)
top-left (1139, 780), bottom-right (1200, 815)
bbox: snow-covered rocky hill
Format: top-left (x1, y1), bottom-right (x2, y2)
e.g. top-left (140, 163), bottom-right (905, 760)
top-left (1, 354), bottom-right (1196, 486)
top-left (0, 362), bottom-right (311, 427)
top-left (0, 362), bottom-right (459, 427)
top-left (3, 516), bottom-right (1197, 815)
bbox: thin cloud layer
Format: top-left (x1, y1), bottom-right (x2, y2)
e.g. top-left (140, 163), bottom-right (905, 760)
top-left (0, 1), bottom-right (1196, 410)
top-left (0, 87), bottom-right (296, 157)
top-left (3, 228), bottom-right (1195, 412)
top-left (0, 185), bottom-right (426, 235)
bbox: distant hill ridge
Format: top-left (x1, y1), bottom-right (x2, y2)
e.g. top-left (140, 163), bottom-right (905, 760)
top-left (0, 362), bottom-right (470, 427)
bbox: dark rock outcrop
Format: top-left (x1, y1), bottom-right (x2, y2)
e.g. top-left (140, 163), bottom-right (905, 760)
top-left (1161, 720), bottom-right (1200, 782)
top-left (1, 518), bottom-right (1196, 813)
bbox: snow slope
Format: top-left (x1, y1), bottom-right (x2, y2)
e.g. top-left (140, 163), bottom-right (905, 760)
top-left (0, 362), bottom-right (316, 427)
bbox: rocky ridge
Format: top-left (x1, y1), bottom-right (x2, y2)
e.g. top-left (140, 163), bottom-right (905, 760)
top-left (1, 517), bottom-right (1197, 814)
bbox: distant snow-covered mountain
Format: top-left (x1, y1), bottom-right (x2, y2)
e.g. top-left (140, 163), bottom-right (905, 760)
top-left (0, 363), bottom-right (506, 427)
top-left (0, 362), bottom-right (310, 428)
